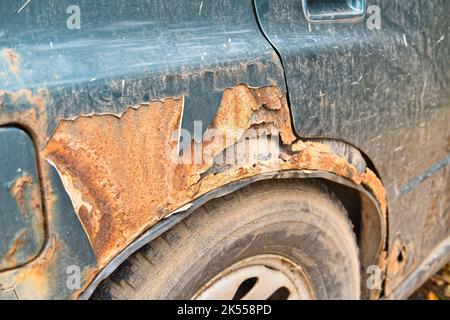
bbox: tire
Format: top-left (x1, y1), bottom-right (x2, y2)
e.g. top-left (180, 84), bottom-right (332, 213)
top-left (92, 179), bottom-right (361, 300)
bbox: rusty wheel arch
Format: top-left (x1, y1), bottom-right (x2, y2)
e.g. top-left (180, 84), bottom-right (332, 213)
top-left (79, 168), bottom-right (387, 300)
top-left (0, 84), bottom-right (390, 299)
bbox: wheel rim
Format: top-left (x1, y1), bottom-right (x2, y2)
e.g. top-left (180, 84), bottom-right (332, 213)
top-left (192, 254), bottom-right (315, 300)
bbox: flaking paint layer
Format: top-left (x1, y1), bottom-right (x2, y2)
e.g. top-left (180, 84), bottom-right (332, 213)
top-left (43, 85), bottom-right (387, 268)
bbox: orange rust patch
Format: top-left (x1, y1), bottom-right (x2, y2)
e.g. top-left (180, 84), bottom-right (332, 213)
top-left (2, 229), bottom-right (29, 269)
top-left (7, 236), bottom-right (60, 298)
top-left (43, 84), bottom-right (387, 267)
top-left (44, 99), bottom-right (184, 263)
top-left (385, 239), bottom-right (408, 286)
top-left (0, 89), bottom-right (49, 146)
top-left (1, 175), bottom-right (45, 271)
top-left (10, 176), bottom-right (33, 213)
top-left (361, 169), bottom-right (387, 216)
top-left (2, 49), bottom-right (20, 76)
top-left (10, 175), bottom-right (42, 219)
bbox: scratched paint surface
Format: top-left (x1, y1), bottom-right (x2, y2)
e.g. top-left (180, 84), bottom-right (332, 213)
top-left (0, 0), bottom-right (447, 299)
top-left (255, 0), bottom-right (450, 293)
top-left (0, 128), bottom-right (44, 271)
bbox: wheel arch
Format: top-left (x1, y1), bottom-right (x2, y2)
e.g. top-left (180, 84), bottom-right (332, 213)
top-left (80, 169), bottom-right (387, 300)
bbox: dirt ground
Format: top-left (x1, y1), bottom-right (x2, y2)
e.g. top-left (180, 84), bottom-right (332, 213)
top-left (409, 263), bottom-right (450, 300)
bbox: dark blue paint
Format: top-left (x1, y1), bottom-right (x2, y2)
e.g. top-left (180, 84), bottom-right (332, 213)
top-left (399, 156), bottom-right (450, 196)
top-left (0, 127), bottom-right (44, 271)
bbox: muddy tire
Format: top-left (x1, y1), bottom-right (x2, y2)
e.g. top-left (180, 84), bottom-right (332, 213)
top-left (92, 180), bottom-right (360, 300)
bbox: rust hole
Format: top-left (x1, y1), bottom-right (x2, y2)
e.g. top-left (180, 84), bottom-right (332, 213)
top-left (397, 246), bottom-right (407, 263)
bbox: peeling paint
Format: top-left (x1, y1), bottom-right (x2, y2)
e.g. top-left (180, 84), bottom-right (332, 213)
top-left (43, 84), bottom-right (388, 269)
top-left (44, 98), bottom-right (183, 264)
top-left (0, 89), bottom-right (49, 146)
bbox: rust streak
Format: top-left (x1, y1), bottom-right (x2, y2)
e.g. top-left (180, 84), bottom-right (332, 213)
top-left (2, 49), bottom-right (20, 76)
top-left (10, 175), bottom-right (42, 219)
top-left (2, 230), bottom-right (29, 269)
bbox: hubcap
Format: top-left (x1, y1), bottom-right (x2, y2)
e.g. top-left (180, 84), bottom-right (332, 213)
top-left (192, 254), bottom-right (314, 300)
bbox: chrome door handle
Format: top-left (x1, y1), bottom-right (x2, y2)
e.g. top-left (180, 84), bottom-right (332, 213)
top-left (302, 0), bottom-right (366, 22)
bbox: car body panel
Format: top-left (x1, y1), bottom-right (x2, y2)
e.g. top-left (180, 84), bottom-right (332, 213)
top-left (0, 0), bottom-right (288, 299)
top-left (0, 127), bottom-right (44, 271)
top-left (0, 0), bottom-right (448, 299)
top-left (254, 0), bottom-right (450, 293)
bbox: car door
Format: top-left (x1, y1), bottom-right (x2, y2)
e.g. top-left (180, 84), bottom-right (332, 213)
top-left (254, 0), bottom-right (450, 294)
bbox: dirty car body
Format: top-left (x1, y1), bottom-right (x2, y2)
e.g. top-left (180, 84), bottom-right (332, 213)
top-left (0, 0), bottom-right (449, 299)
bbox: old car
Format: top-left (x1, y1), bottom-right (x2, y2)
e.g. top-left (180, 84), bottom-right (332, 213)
top-left (0, 0), bottom-right (448, 300)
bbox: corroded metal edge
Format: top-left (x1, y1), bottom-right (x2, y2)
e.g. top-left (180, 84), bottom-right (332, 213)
top-left (79, 170), bottom-right (385, 300)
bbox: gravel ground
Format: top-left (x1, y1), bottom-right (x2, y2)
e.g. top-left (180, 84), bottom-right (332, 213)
top-left (409, 263), bottom-right (450, 300)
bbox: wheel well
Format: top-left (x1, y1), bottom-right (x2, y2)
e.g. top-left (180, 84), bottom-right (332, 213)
top-left (81, 171), bottom-right (386, 300)
top-left (318, 178), bottom-right (362, 242)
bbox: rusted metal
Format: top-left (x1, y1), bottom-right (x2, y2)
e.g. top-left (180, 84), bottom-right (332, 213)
top-left (0, 175), bottom-right (45, 270)
top-left (2, 230), bottom-right (29, 269)
top-left (1, 0), bottom-right (448, 300)
top-left (43, 98), bottom-right (183, 264)
top-left (8, 236), bottom-right (58, 298)
top-left (0, 91), bottom-right (97, 299)
top-left (0, 128), bottom-right (46, 272)
top-left (0, 89), bottom-right (49, 146)
top-left (43, 84), bottom-right (388, 271)
top-left (10, 175), bottom-right (42, 220)
top-left (2, 49), bottom-right (20, 77)
top-left (0, 82), bottom-right (388, 299)
top-left (361, 170), bottom-right (387, 216)
top-left (255, 0), bottom-right (450, 296)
